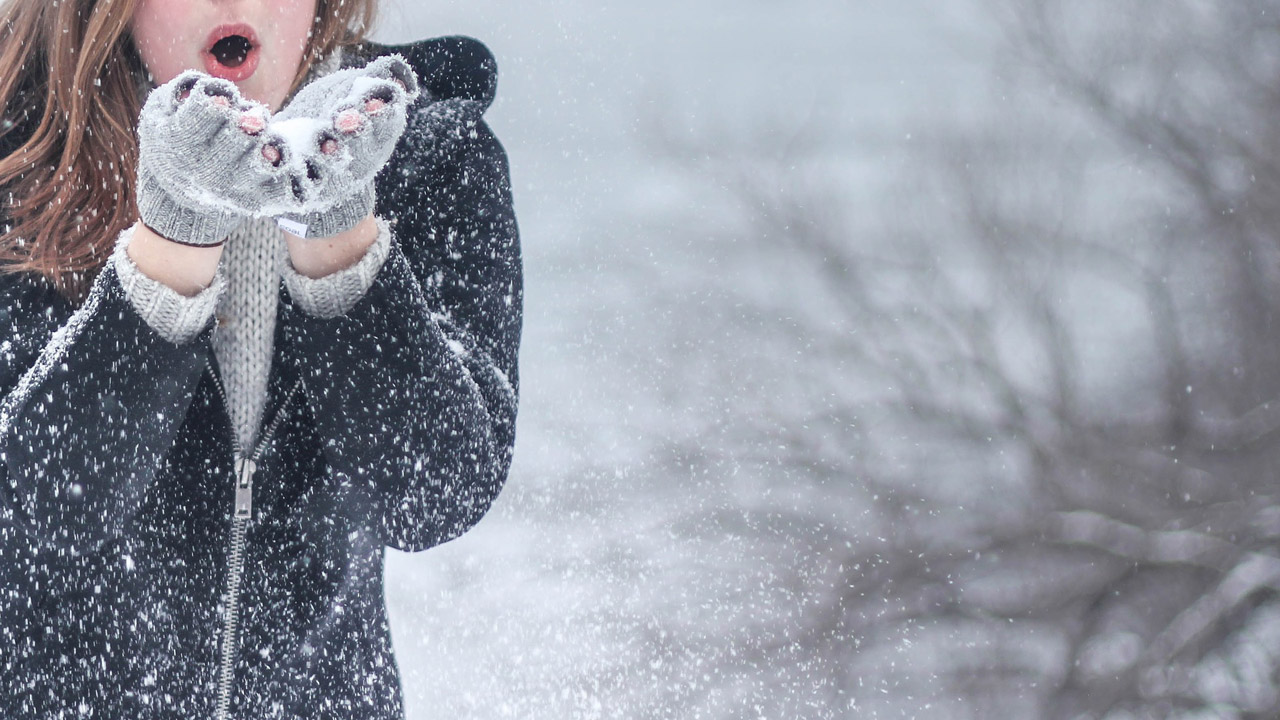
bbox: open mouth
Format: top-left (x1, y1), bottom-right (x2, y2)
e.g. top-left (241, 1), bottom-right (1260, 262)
top-left (204, 24), bottom-right (260, 82)
top-left (211, 35), bottom-right (253, 68)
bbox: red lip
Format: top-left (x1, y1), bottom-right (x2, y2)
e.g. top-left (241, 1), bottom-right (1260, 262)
top-left (203, 23), bottom-right (260, 82)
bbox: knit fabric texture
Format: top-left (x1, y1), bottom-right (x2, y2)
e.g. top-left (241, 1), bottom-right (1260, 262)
top-left (110, 216), bottom-right (392, 449)
top-left (109, 48), bottom-right (398, 449)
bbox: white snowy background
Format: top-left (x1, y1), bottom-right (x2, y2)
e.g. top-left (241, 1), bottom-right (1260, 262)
top-left (374, 1), bottom-right (994, 717)
top-left (371, 1), bottom-right (1280, 718)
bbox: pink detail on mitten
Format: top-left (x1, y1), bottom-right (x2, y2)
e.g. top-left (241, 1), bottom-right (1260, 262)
top-left (238, 113), bottom-right (265, 135)
top-left (335, 109), bottom-right (365, 134)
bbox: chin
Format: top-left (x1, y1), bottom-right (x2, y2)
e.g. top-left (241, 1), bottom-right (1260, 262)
top-left (237, 84), bottom-right (281, 112)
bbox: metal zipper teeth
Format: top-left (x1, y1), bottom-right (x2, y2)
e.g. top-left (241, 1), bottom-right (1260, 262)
top-left (206, 357), bottom-right (304, 720)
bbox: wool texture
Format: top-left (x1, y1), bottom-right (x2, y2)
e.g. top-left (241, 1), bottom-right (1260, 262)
top-left (273, 54), bottom-right (421, 237)
top-left (110, 216), bottom-right (392, 450)
top-left (111, 47), bottom-right (393, 450)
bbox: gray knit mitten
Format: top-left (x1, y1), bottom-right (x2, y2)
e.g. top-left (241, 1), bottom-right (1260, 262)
top-left (136, 73), bottom-right (288, 246)
top-left (270, 55), bottom-right (421, 238)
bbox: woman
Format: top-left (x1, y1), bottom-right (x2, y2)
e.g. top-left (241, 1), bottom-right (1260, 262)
top-left (0, 0), bottom-right (522, 717)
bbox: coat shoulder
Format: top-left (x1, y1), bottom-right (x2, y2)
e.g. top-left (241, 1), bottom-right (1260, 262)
top-left (344, 36), bottom-right (499, 113)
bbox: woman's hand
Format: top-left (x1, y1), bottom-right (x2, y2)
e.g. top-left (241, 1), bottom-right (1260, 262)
top-left (135, 73), bottom-right (289, 246)
top-left (135, 56), bottom-right (419, 247)
top-left (269, 55), bottom-right (421, 238)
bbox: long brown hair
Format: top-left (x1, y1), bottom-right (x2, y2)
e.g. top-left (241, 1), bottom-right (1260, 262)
top-left (0, 0), bottom-right (379, 304)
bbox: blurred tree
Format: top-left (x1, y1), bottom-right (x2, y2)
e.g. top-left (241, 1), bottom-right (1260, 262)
top-left (634, 0), bottom-right (1280, 717)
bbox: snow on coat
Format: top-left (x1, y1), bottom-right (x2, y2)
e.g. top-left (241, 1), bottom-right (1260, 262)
top-left (0, 35), bottom-right (522, 720)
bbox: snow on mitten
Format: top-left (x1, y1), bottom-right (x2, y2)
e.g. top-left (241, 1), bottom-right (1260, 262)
top-left (136, 72), bottom-right (291, 246)
top-left (269, 55), bottom-right (421, 238)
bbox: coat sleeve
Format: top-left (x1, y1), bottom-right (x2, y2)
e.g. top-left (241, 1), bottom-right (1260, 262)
top-left (279, 90), bottom-right (523, 553)
top-left (0, 248), bottom-right (215, 554)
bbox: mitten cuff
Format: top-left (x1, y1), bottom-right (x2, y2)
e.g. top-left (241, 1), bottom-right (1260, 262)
top-left (279, 215), bottom-right (393, 318)
top-left (279, 183), bottom-right (376, 239)
top-left (136, 168), bottom-right (244, 247)
top-left (111, 223), bottom-right (227, 345)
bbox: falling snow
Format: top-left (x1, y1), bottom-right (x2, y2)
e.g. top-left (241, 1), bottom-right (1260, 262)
top-left (4, 0), bottom-right (1280, 719)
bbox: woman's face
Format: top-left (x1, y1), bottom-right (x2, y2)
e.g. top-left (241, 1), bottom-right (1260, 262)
top-left (129, 0), bottom-right (318, 111)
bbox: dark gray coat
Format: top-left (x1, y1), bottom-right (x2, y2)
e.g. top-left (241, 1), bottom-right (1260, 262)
top-left (0, 36), bottom-right (521, 719)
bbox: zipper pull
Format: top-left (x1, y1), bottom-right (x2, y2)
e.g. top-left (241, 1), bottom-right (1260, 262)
top-left (234, 455), bottom-right (257, 519)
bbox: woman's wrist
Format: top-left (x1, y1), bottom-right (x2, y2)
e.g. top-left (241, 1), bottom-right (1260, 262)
top-left (126, 220), bottom-right (226, 297)
top-left (281, 213), bottom-right (380, 279)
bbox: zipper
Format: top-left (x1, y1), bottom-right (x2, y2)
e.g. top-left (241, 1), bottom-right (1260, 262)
top-left (206, 356), bottom-right (304, 720)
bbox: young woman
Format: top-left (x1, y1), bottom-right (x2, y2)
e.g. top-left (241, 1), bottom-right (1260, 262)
top-left (0, 1), bottom-right (522, 718)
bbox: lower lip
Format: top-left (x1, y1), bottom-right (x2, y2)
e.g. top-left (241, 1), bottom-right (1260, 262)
top-left (203, 45), bottom-right (260, 82)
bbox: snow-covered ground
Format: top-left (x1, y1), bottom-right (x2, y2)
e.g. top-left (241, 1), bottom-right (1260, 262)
top-left (372, 1), bottom-right (997, 716)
